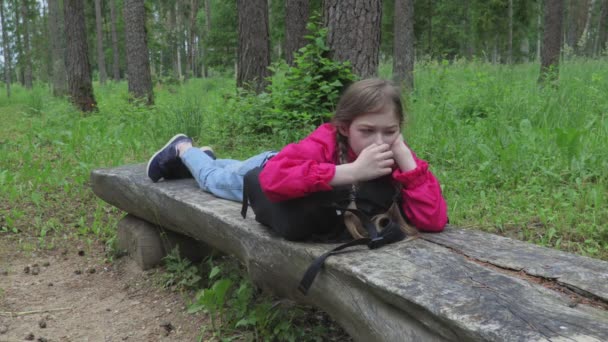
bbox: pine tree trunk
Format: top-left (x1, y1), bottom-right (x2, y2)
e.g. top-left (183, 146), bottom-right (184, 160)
top-left (284, 0), bottom-right (309, 65)
top-left (236, 0), bottom-right (270, 93)
top-left (537, 0), bottom-right (542, 61)
top-left (187, 0), bottom-right (199, 79)
top-left (124, 0), bottom-right (154, 104)
top-left (539, 0), bottom-right (564, 86)
top-left (508, 0), bottom-right (513, 63)
top-left (14, 2), bottom-right (24, 86)
top-left (393, 0), bottom-right (414, 91)
top-left (175, 1), bottom-right (183, 80)
top-left (64, 0), bottom-right (97, 111)
top-left (324, 0), bottom-right (382, 78)
top-left (0, 0), bottom-right (11, 98)
top-left (95, 0), bottom-right (108, 84)
top-left (48, 0), bottom-right (67, 96)
top-left (21, 0), bottom-right (32, 89)
top-left (109, 0), bottom-right (121, 80)
top-left (203, 0), bottom-right (211, 77)
top-left (595, 0), bottom-right (608, 55)
top-left (577, 0), bottom-right (597, 55)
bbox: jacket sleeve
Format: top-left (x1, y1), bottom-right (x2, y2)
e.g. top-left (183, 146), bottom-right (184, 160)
top-left (259, 137), bottom-right (336, 202)
top-left (392, 150), bottom-right (448, 232)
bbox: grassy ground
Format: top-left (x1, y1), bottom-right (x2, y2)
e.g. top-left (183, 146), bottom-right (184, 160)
top-left (0, 59), bottom-right (606, 336)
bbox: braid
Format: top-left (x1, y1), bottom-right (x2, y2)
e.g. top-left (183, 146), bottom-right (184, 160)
top-left (336, 132), bottom-right (349, 165)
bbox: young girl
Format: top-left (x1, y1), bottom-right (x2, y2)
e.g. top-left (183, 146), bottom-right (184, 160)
top-left (147, 79), bottom-right (447, 233)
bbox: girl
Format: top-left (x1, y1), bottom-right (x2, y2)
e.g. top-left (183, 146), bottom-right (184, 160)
top-left (147, 79), bottom-right (447, 233)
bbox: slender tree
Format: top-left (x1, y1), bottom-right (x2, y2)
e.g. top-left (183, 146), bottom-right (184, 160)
top-left (109, 0), bottom-right (121, 80)
top-left (124, 0), bottom-right (154, 104)
top-left (48, 0), bottom-right (67, 96)
top-left (393, 0), bottom-right (414, 91)
top-left (0, 0), bottom-right (11, 98)
top-left (284, 0), bottom-right (309, 65)
top-left (203, 0), bottom-right (211, 77)
top-left (324, 0), bottom-right (382, 78)
top-left (595, 0), bottom-right (608, 55)
top-left (236, 0), bottom-right (270, 93)
top-left (95, 0), bottom-right (108, 84)
top-left (538, 0), bottom-right (564, 85)
top-left (187, 0), bottom-right (199, 79)
top-left (21, 0), bottom-right (32, 89)
top-left (64, 0), bottom-right (97, 111)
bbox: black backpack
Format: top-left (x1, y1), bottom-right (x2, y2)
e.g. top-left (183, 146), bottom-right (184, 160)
top-left (241, 166), bottom-right (416, 294)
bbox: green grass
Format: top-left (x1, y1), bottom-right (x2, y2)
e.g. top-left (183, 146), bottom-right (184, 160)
top-left (0, 60), bottom-right (607, 337)
top-left (1, 61), bottom-right (607, 260)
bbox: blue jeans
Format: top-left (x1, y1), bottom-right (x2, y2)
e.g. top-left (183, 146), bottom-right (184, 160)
top-left (181, 148), bottom-right (276, 202)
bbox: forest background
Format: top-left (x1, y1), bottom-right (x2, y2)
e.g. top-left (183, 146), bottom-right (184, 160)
top-left (0, 0), bottom-right (607, 340)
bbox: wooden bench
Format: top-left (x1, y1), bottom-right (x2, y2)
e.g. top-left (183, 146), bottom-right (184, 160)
top-left (91, 164), bottom-right (608, 342)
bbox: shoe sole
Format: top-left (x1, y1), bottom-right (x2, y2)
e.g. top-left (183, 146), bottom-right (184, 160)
top-left (146, 133), bottom-right (188, 182)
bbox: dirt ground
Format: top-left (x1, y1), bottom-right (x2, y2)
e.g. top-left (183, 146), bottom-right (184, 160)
top-left (0, 237), bottom-right (209, 342)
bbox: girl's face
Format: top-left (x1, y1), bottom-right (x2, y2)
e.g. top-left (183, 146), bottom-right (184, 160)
top-left (338, 106), bottom-right (401, 156)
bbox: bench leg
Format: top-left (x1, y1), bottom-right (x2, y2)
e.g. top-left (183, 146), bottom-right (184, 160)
top-left (117, 214), bottom-right (215, 270)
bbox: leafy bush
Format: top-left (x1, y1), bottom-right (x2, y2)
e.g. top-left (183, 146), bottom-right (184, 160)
top-left (227, 17), bottom-right (356, 137)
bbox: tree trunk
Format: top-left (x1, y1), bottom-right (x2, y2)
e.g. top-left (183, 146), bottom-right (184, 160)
top-left (48, 0), bottom-right (67, 96)
top-left (124, 0), bottom-right (154, 104)
top-left (95, 0), bottom-right (108, 84)
top-left (393, 0), bottom-right (414, 92)
top-left (236, 0), bottom-right (270, 93)
top-left (324, 0), bottom-right (382, 78)
top-left (21, 0), bottom-right (32, 89)
top-left (539, 0), bottom-right (564, 86)
top-left (595, 0), bottom-right (608, 55)
top-left (508, 0), bottom-right (513, 63)
top-left (285, 0), bottom-right (309, 65)
top-left (187, 0), bottom-right (199, 79)
top-left (577, 0), bottom-right (597, 55)
top-left (175, 1), bottom-right (183, 80)
top-left (109, 0), bottom-right (121, 80)
top-left (428, 0), bottom-right (433, 58)
top-left (537, 0), bottom-right (542, 61)
top-left (203, 0), bottom-right (211, 77)
top-left (14, 2), bottom-right (23, 86)
top-left (64, 0), bottom-right (97, 111)
top-left (0, 0), bottom-right (11, 98)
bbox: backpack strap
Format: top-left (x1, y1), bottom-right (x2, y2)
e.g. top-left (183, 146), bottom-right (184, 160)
top-left (298, 237), bottom-right (370, 295)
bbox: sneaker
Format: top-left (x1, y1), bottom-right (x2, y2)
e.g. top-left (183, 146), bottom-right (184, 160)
top-left (200, 146), bottom-right (217, 160)
top-left (146, 134), bottom-right (193, 182)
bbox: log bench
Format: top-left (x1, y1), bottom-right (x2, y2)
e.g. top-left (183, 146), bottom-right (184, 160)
top-left (91, 163), bottom-right (608, 342)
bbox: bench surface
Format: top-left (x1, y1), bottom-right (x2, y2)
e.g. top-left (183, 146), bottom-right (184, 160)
top-left (91, 164), bottom-right (608, 342)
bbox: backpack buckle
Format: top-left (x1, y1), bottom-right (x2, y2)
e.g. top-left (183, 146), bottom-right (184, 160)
top-left (368, 237), bottom-right (385, 249)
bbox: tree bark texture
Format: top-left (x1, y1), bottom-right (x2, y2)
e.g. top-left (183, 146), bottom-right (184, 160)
top-left (124, 0), bottom-right (154, 104)
top-left (47, 0), bottom-right (67, 96)
top-left (236, 0), bottom-right (270, 93)
top-left (0, 0), bottom-right (11, 98)
top-left (596, 0), bottom-right (608, 55)
top-left (393, 0), bottom-right (414, 91)
top-left (539, 0), bottom-right (564, 85)
top-left (95, 0), bottom-right (108, 84)
top-left (187, 0), bottom-right (199, 79)
top-left (64, 0), bottom-right (97, 111)
top-left (508, 0), bottom-right (513, 63)
top-left (323, 0), bottom-right (382, 78)
top-left (203, 0), bottom-right (211, 77)
top-left (577, 0), bottom-right (597, 55)
top-left (21, 0), bottom-right (32, 89)
top-left (285, 0), bottom-right (309, 65)
top-left (109, 0), bottom-right (121, 80)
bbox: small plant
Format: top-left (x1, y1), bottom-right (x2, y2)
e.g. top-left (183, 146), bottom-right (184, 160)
top-left (161, 247), bottom-right (202, 291)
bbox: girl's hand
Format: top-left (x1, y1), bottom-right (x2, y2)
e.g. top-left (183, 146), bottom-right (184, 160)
top-left (352, 143), bottom-right (394, 182)
top-left (391, 134), bottom-right (417, 172)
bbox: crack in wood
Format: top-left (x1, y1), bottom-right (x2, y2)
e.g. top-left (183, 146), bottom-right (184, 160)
top-left (422, 236), bottom-right (608, 311)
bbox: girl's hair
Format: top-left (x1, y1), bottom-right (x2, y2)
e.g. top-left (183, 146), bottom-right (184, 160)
top-left (332, 79), bottom-right (405, 164)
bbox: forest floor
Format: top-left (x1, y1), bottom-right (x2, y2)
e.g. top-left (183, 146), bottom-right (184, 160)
top-left (0, 235), bottom-right (210, 342)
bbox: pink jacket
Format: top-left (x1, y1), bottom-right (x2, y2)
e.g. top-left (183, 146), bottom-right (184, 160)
top-left (259, 123), bottom-right (447, 232)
